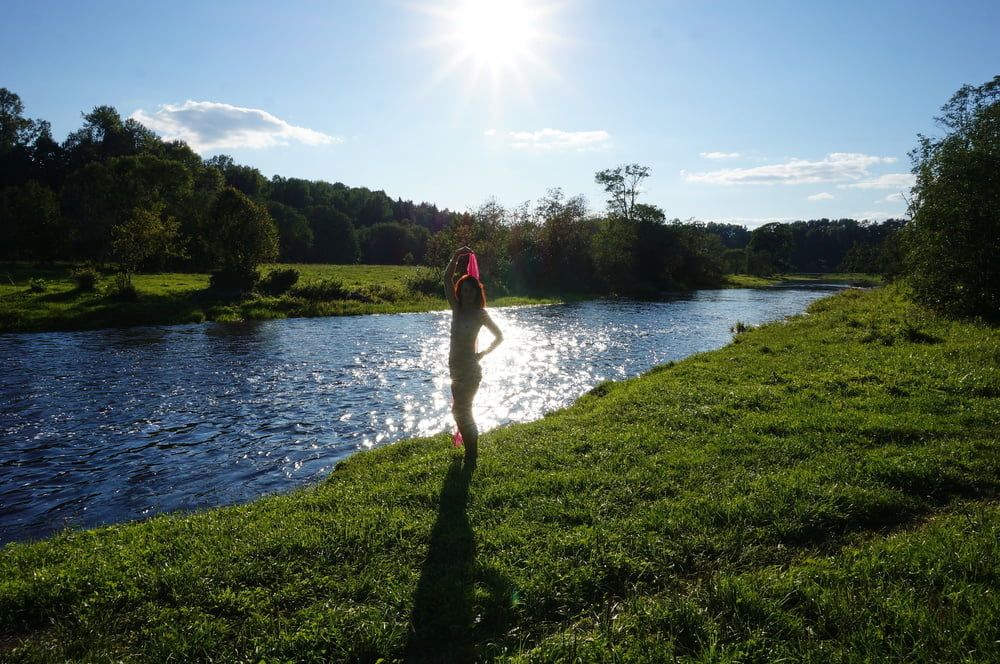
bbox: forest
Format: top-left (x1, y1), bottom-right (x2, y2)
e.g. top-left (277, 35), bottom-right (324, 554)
top-left (2, 87), bottom-right (905, 298)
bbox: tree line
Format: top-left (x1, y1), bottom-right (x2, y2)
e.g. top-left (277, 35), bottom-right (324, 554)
top-left (0, 90), bottom-right (459, 287)
top-left (1, 88), bottom-right (906, 297)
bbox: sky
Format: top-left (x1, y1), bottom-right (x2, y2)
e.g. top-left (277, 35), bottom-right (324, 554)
top-left (3, 0), bottom-right (998, 227)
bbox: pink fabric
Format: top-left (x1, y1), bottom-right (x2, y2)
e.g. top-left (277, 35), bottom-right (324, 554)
top-left (454, 251), bottom-right (479, 448)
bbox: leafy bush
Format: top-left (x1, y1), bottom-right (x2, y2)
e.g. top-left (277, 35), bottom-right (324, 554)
top-left (290, 279), bottom-right (350, 301)
top-left (209, 268), bottom-right (259, 292)
top-left (106, 282), bottom-right (139, 301)
top-left (360, 283), bottom-right (407, 303)
top-left (27, 278), bottom-right (46, 293)
top-left (259, 268), bottom-right (300, 295)
top-left (70, 267), bottom-right (100, 291)
top-left (731, 320), bottom-right (753, 334)
top-left (207, 188), bottom-right (278, 277)
top-left (288, 279), bottom-right (409, 303)
top-left (404, 267), bottom-right (442, 297)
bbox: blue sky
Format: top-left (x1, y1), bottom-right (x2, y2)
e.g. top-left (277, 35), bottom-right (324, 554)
top-left (4, 0), bottom-right (998, 226)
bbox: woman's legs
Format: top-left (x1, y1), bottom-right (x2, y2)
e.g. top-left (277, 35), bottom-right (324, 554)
top-left (451, 368), bottom-right (481, 461)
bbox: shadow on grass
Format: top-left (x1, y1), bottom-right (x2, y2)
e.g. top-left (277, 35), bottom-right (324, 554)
top-left (406, 457), bottom-right (519, 661)
top-left (35, 289), bottom-right (84, 303)
top-left (407, 457), bottom-right (478, 660)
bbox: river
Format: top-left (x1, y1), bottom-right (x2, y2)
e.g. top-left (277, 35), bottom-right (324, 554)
top-left (0, 285), bottom-right (844, 544)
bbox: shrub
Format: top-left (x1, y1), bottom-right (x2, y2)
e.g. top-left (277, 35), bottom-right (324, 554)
top-left (107, 282), bottom-right (139, 301)
top-left (290, 279), bottom-right (350, 301)
top-left (210, 268), bottom-right (259, 292)
top-left (70, 267), bottom-right (100, 292)
top-left (731, 320), bottom-right (753, 334)
top-left (360, 283), bottom-right (407, 303)
top-left (404, 267), bottom-right (443, 297)
top-left (259, 268), bottom-right (300, 295)
top-left (28, 278), bottom-right (46, 293)
top-left (207, 188), bottom-right (279, 278)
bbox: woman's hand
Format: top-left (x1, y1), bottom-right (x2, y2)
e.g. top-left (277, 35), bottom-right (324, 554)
top-left (453, 246), bottom-right (472, 259)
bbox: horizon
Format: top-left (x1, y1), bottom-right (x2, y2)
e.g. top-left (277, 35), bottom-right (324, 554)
top-left (4, 0), bottom-right (998, 227)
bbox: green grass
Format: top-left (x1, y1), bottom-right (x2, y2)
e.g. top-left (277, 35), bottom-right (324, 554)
top-left (0, 264), bottom-right (562, 333)
top-left (724, 273), bottom-right (884, 289)
top-left (1, 284), bottom-right (997, 661)
top-left (277, 263), bottom-right (431, 287)
top-left (722, 274), bottom-right (782, 288)
top-left (0, 264), bottom-right (881, 334)
top-left (780, 272), bottom-right (884, 287)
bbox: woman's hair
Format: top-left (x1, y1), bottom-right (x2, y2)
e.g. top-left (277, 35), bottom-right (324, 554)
top-left (454, 274), bottom-right (486, 309)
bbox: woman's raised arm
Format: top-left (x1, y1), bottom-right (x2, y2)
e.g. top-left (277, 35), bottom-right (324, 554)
top-left (444, 246), bottom-right (470, 308)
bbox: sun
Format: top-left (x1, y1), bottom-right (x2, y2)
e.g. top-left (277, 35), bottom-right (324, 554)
top-left (417, 0), bottom-right (561, 95)
top-left (452, 0), bottom-right (537, 69)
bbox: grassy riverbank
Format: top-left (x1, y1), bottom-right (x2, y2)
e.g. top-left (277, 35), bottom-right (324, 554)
top-left (2, 284), bottom-right (997, 661)
top-left (0, 264), bottom-right (880, 334)
top-left (0, 263), bottom-right (559, 333)
top-left (723, 272), bottom-right (884, 288)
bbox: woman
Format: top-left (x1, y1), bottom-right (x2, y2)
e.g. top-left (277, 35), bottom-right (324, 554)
top-left (445, 246), bottom-right (503, 462)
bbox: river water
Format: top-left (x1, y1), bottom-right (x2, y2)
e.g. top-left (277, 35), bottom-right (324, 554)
top-left (0, 285), bottom-right (842, 544)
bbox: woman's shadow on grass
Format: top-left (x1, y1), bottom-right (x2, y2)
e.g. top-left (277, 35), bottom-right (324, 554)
top-left (406, 456), bottom-right (517, 661)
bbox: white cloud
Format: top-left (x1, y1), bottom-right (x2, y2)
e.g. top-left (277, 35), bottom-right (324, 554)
top-left (493, 128), bottom-right (611, 151)
top-left (807, 192), bottom-right (834, 201)
top-left (682, 152), bottom-right (897, 186)
top-left (483, 128), bottom-right (497, 136)
top-left (878, 192), bottom-right (906, 204)
top-left (700, 151), bottom-right (741, 160)
top-left (131, 100), bottom-right (341, 153)
top-left (854, 210), bottom-right (908, 221)
top-left (837, 173), bottom-right (915, 190)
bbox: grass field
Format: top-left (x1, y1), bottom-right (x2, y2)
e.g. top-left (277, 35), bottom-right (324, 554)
top-left (723, 273), bottom-right (884, 288)
top-left (0, 263), bottom-right (560, 333)
top-left (721, 274), bottom-right (782, 288)
top-left (1, 284), bottom-right (997, 661)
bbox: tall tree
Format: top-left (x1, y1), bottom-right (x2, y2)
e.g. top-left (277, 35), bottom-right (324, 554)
top-left (110, 205), bottom-right (182, 293)
top-left (267, 201), bottom-right (313, 261)
top-left (61, 154), bottom-right (193, 263)
top-left (357, 190), bottom-right (394, 226)
top-left (63, 106), bottom-right (157, 171)
top-left (205, 155), bottom-right (270, 199)
top-left (0, 88), bottom-right (47, 187)
top-left (207, 188), bottom-right (278, 283)
top-left (0, 89), bottom-right (34, 154)
top-left (904, 75), bottom-right (1000, 318)
top-left (747, 222), bottom-right (793, 275)
top-left (0, 181), bottom-right (63, 261)
top-left (307, 206), bottom-right (359, 264)
top-left (535, 188), bottom-right (595, 291)
top-left (594, 163), bottom-right (650, 222)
